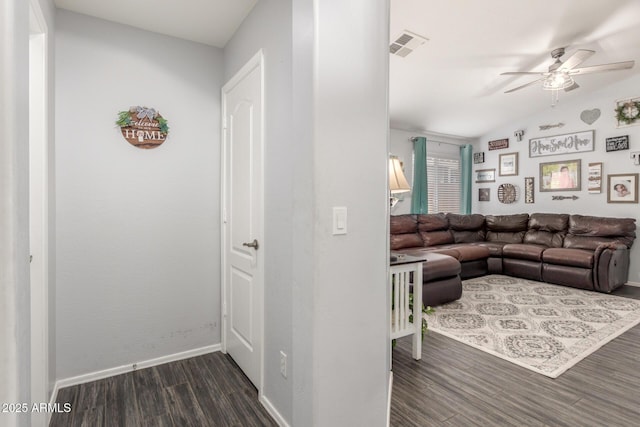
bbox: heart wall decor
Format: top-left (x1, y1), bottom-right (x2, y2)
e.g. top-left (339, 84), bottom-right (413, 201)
top-left (580, 108), bottom-right (601, 125)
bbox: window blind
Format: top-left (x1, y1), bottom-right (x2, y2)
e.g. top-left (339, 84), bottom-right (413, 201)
top-left (427, 155), bottom-right (461, 214)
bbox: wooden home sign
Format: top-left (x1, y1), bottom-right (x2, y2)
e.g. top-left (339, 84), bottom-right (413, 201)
top-left (488, 138), bottom-right (509, 150)
top-left (116, 106), bottom-right (169, 149)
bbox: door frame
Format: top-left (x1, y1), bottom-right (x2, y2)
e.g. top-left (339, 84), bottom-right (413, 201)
top-left (220, 49), bottom-right (265, 396)
top-left (29, 0), bottom-right (50, 425)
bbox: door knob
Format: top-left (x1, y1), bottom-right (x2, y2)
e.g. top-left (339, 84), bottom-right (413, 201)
top-left (242, 239), bottom-right (259, 250)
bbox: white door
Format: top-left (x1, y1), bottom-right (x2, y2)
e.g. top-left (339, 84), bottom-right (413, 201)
top-left (221, 51), bottom-right (264, 390)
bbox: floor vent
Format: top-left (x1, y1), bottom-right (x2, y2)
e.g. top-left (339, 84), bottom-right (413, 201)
top-left (390, 31), bottom-right (428, 57)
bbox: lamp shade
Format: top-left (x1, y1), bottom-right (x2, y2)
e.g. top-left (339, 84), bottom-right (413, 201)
top-left (389, 156), bottom-right (411, 194)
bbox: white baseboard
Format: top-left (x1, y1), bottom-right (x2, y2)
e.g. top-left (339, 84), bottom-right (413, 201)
top-left (625, 281), bottom-right (640, 288)
top-left (54, 343), bottom-right (221, 390)
top-left (260, 394), bottom-right (290, 427)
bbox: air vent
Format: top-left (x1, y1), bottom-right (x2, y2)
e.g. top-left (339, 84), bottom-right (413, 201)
top-left (390, 30), bottom-right (428, 57)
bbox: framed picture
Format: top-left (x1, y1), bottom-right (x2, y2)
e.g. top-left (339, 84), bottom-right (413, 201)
top-left (529, 130), bottom-right (594, 158)
top-left (478, 188), bottom-right (490, 201)
top-left (488, 138), bottom-right (509, 150)
top-left (499, 152), bottom-right (518, 176)
top-left (524, 177), bottom-right (534, 203)
top-left (475, 169), bottom-right (496, 183)
top-left (607, 173), bottom-right (639, 203)
top-left (539, 159), bottom-right (581, 192)
top-left (473, 152), bottom-right (485, 164)
top-left (588, 162), bottom-right (602, 194)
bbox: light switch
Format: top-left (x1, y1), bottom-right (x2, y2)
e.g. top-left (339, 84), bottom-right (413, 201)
top-left (333, 207), bottom-right (347, 235)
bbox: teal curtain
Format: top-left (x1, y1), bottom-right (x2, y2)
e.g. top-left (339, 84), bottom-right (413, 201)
top-left (460, 144), bottom-right (473, 214)
top-left (411, 137), bottom-right (428, 214)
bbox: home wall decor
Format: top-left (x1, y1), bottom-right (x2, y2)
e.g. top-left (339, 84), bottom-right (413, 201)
top-left (488, 138), bottom-right (509, 150)
top-left (607, 173), bottom-right (639, 203)
top-left (580, 108), bottom-right (601, 125)
top-left (605, 135), bottom-right (629, 152)
top-left (473, 152), bottom-right (485, 164)
top-left (529, 130), bottom-right (594, 158)
top-left (497, 183), bottom-right (518, 204)
top-left (588, 162), bottom-right (603, 194)
top-left (615, 97), bottom-right (640, 127)
top-left (475, 169), bottom-right (496, 183)
top-left (539, 159), bottom-right (581, 192)
top-left (116, 106), bottom-right (170, 149)
top-left (498, 152), bottom-right (518, 176)
top-left (539, 122), bottom-right (564, 131)
top-left (478, 188), bottom-right (490, 202)
top-left (524, 177), bottom-right (534, 203)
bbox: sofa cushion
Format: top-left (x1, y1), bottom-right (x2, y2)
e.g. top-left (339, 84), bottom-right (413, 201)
top-left (447, 213), bottom-right (485, 242)
top-left (502, 244), bottom-right (546, 262)
top-left (420, 252), bottom-right (461, 282)
top-left (447, 213), bottom-right (485, 230)
top-left (420, 230), bottom-right (454, 246)
top-left (485, 214), bottom-right (529, 244)
top-left (566, 215), bottom-right (636, 249)
top-left (390, 233), bottom-right (423, 250)
top-left (485, 213), bottom-right (529, 231)
top-left (470, 242), bottom-right (505, 257)
top-left (524, 213), bottom-right (568, 247)
top-left (390, 214), bottom-right (418, 234)
top-left (542, 248), bottom-right (594, 269)
top-left (418, 213), bottom-right (449, 232)
top-left (449, 244), bottom-right (491, 262)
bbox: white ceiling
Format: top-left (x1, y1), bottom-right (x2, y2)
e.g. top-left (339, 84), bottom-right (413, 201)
top-left (54, 0), bottom-right (640, 139)
top-left (54, 0), bottom-right (257, 48)
top-left (390, 0), bottom-right (640, 138)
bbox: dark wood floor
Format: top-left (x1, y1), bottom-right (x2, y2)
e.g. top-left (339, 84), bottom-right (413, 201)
top-left (390, 285), bottom-right (640, 427)
top-left (49, 351), bottom-right (277, 427)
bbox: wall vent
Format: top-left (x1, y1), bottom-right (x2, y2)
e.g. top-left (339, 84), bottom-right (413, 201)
top-left (390, 31), bottom-right (428, 57)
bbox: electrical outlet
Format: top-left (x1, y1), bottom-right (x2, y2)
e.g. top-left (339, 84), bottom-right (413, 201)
top-left (280, 351), bottom-right (287, 378)
top-left (631, 151), bottom-right (640, 165)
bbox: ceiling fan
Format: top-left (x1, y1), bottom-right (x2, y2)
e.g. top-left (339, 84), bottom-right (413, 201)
top-left (501, 48), bottom-right (635, 104)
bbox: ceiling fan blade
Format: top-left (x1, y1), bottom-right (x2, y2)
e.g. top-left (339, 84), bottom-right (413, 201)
top-left (500, 71), bottom-right (546, 76)
top-left (504, 77), bottom-right (545, 93)
top-left (570, 61), bottom-right (635, 75)
top-left (564, 82), bottom-right (580, 92)
top-left (558, 49), bottom-right (595, 71)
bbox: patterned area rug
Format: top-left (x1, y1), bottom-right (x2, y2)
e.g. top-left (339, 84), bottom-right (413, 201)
top-left (426, 275), bottom-right (640, 378)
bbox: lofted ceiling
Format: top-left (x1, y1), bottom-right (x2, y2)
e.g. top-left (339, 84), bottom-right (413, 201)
top-left (54, 0), bottom-right (640, 139)
top-left (390, 0), bottom-right (640, 138)
top-left (54, 0), bottom-right (257, 48)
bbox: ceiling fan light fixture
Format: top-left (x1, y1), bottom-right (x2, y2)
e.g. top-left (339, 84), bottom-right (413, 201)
top-left (542, 71), bottom-right (574, 90)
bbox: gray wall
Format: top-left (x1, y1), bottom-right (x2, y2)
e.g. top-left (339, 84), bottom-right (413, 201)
top-left (0, 1), bottom-right (31, 425)
top-left (224, 0), bottom-right (390, 424)
top-left (55, 10), bottom-right (224, 379)
top-left (223, 0), bottom-right (295, 421)
top-left (474, 74), bottom-right (640, 283)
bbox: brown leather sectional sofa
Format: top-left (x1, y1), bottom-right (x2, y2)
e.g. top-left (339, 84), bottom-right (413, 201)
top-left (391, 213), bottom-right (636, 306)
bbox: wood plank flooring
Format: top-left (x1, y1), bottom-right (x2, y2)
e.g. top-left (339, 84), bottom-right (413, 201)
top-left (50, 285), bottom-right (640, 426)
top-left (49, 352), bottom-right (277, 427)
top-left (390, 285), bottom-right (640, 427)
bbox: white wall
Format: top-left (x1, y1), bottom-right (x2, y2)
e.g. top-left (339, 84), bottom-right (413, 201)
top-left (55, 10), bottom-right (224, 379)
top-left (474, 74), bottom-right (640, 283)
top-left (0, 1), bottom-right (31, 425)
top-left (224, 1), bottom-right (391, 425)
top-left (389, 128), bottom-right (475, 214)
top-left (311, 1), bottom-right (389, 424)
top-left (223, 0), bottom-right (295, 422)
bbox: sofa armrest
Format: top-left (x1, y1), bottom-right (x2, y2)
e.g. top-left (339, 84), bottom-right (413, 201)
top-left (593, 243), bottom-right (630, 292)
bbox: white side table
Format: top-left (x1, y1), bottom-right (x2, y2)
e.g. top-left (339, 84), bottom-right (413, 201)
top-left (390, 253), bottom-right (425, 360)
